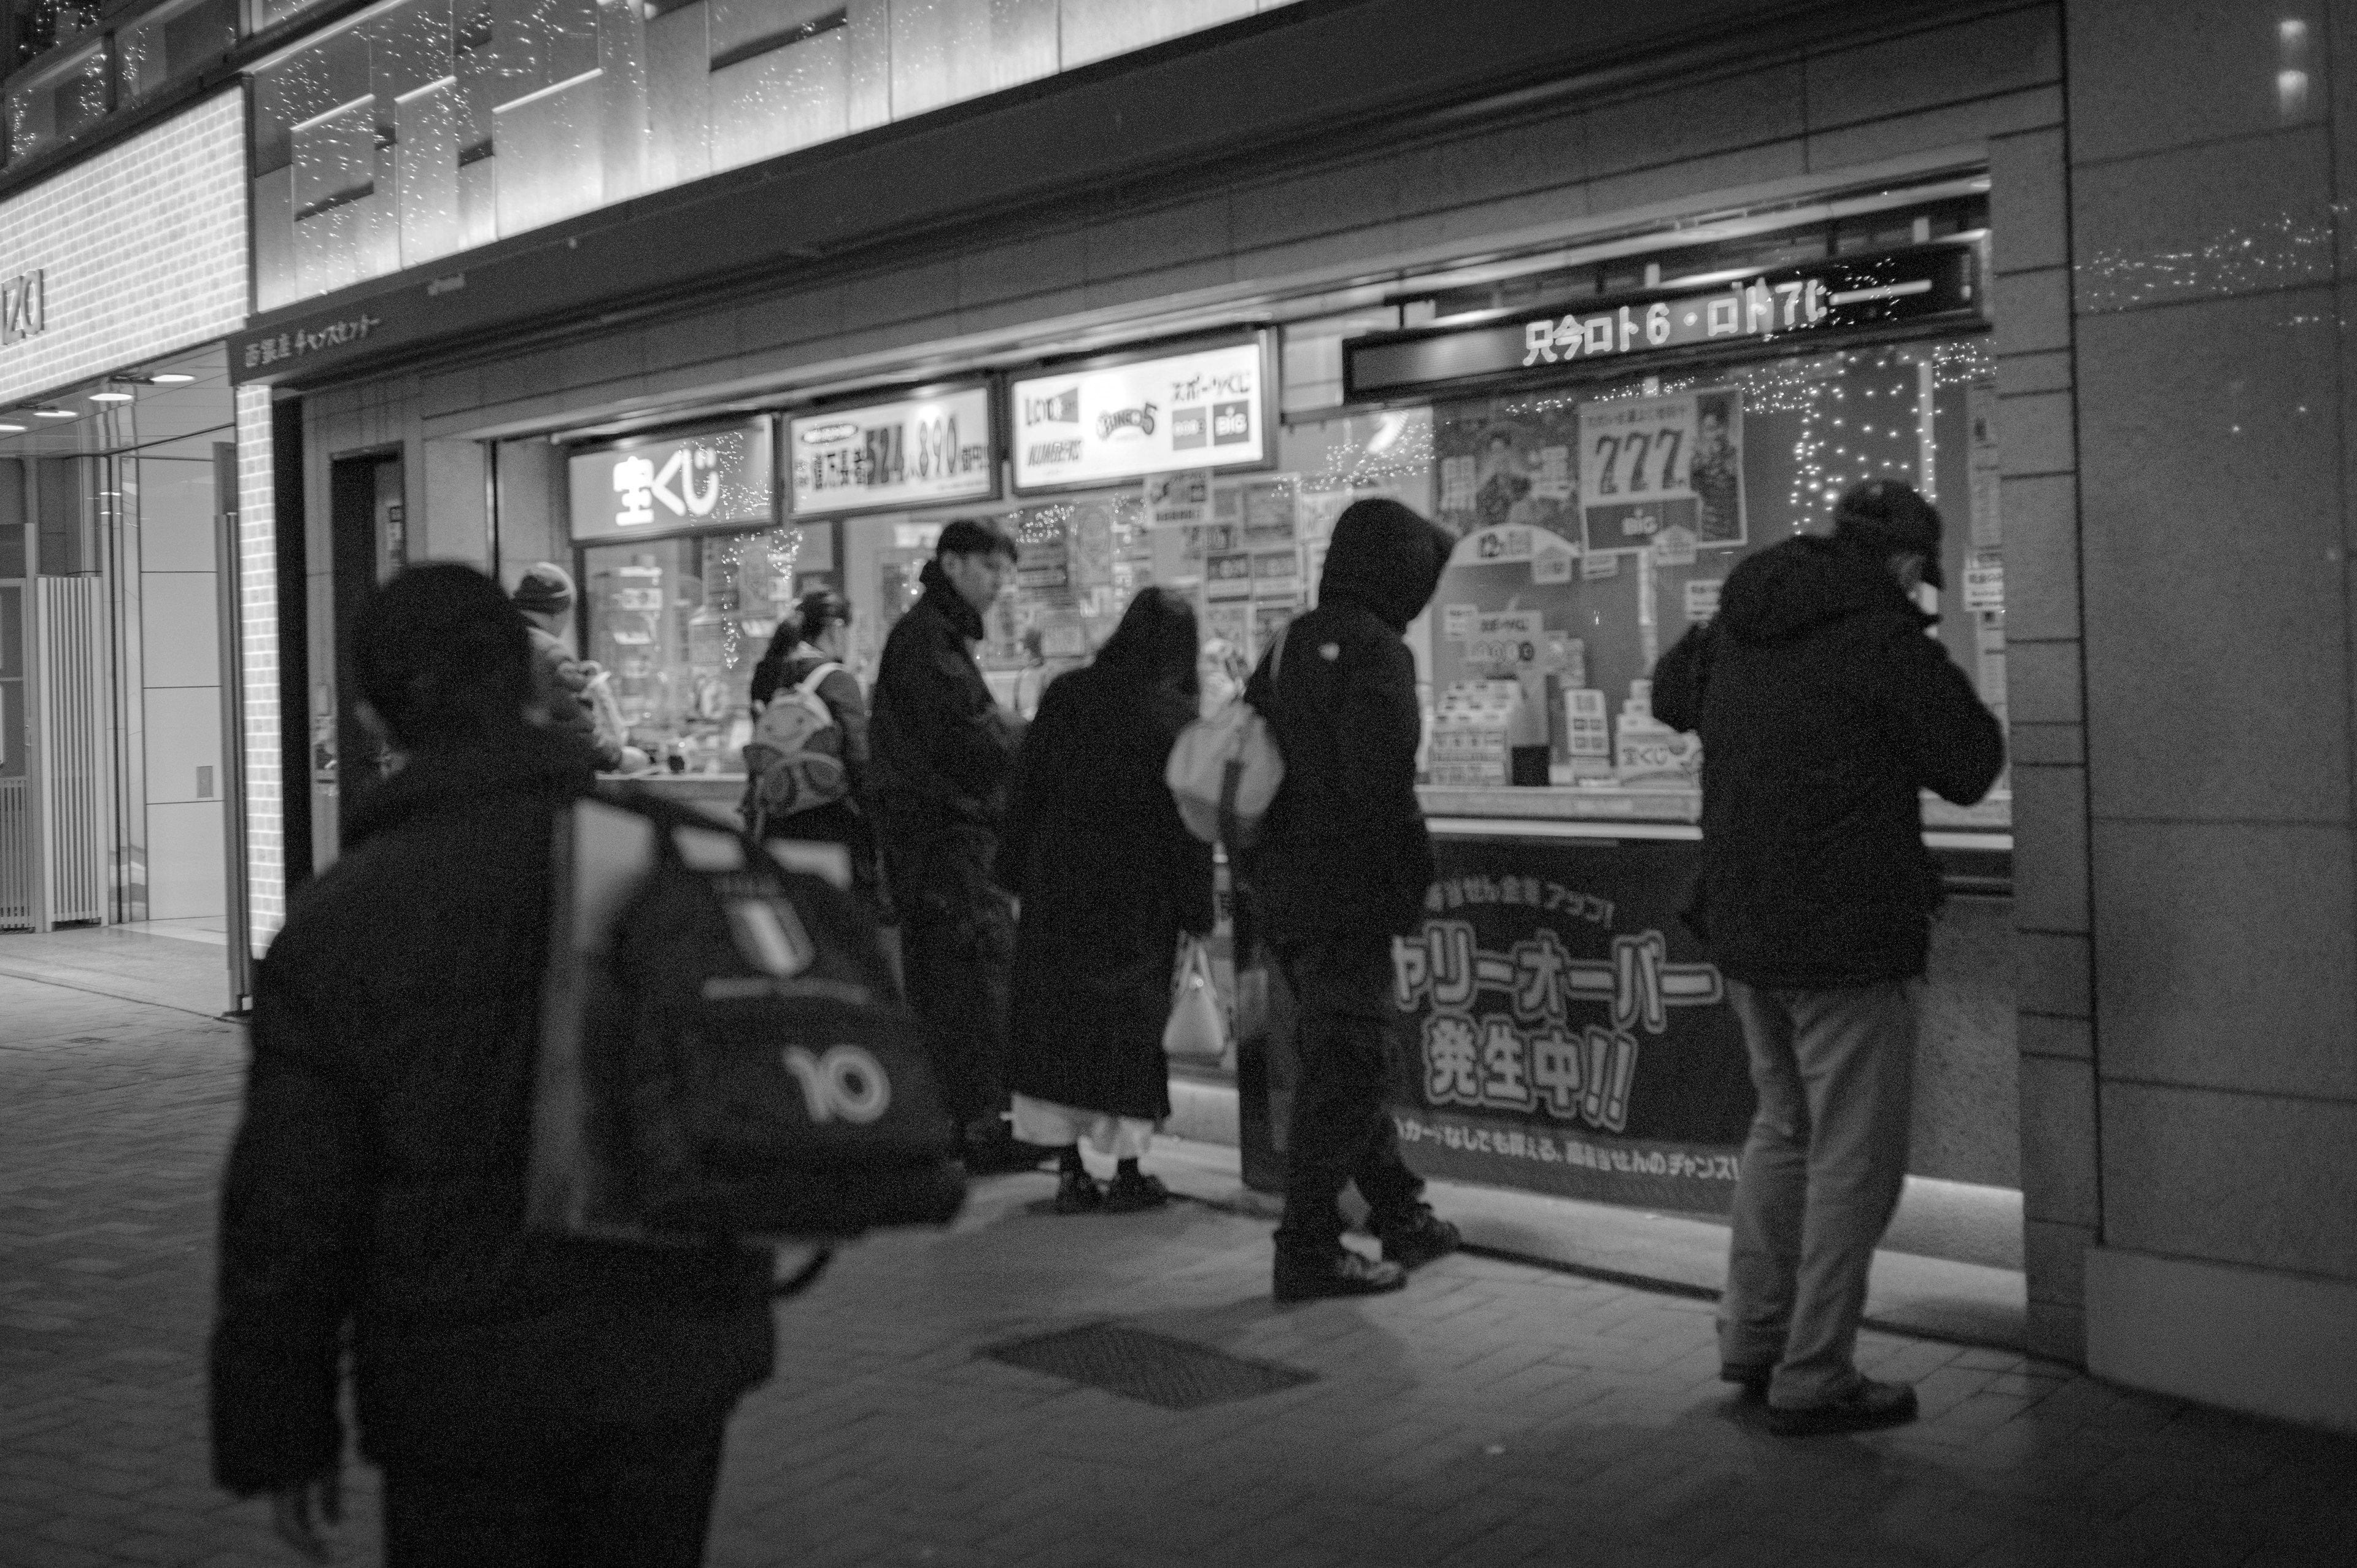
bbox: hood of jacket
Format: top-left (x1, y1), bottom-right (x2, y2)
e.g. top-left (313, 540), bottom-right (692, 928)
top-left (343, 723), bottom-right (595, 851)
top-left (1317, 498), bottom-right (1453, 633)
top-left (917, 557), bottom-right (986, 642)
top-left (1716, 535), bottom-right (1929, 647)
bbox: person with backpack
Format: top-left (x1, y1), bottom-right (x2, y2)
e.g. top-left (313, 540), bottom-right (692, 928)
top-left (209, 564), bottom-right (774, 1567)
top-left (998, 588), bottom-right (1216, 1215)
top-left (867, 518), bottom-right (1032, 1173)
top-left (1243, 498), bottom-right (1463, 1302)
top-left (745, 587), bottom-right (880, 913)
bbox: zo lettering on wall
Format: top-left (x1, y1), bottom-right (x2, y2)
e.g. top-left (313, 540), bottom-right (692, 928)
top-left (0, 270), bottom-right (44, 345)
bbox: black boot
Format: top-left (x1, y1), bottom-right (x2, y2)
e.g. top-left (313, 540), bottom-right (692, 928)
top-left (1102, 1159), bottom-right (1170, 1213)
top-left (1375, 1205), bottom-right (1461, 1270)
top-left (1272, 1249), bottom-right (1406, 1302)
top-left (1052, 1148), bottom-right (1101, 1214)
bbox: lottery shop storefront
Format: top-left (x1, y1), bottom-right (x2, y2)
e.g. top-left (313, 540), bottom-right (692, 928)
top-left (1239, 195), bottom-right (2018, 1222)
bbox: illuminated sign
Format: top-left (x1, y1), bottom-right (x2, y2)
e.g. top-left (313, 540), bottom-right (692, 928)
top-left (568, 421), bottom-right (775, 544)
top-left (1344, 242), bottom-right (1984, 401)
top-left (1010, 335), bottom-right (1274, 492)
top-left (786, 385), bottom-right (995, 517)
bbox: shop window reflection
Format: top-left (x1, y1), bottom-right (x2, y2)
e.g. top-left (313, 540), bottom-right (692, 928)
top-left (116, 0), bottom-right (239, 105)
top-left (9, 0), bottom-right (99, 74)
top-left (6, 36), bottom-right (106, 165)
top-left (253, 0), bottom-right (1304, 312)
top-left (580, 523), bottom-right (816, 775)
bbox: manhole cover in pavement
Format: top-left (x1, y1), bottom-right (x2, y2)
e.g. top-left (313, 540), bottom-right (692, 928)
top-left (980, 1321), bottom-right (1317, 1410)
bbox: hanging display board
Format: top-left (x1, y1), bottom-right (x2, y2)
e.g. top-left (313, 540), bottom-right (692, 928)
top-left (1010, 334), bottom-right (1275, 492)
top-left (1387, 835), bottom-right (1754, 1213)
top-left (1344, 239), bottom-right (1985, 403)
top-left (568, 421), bottom-right (775, 544)
top-left (786, 384), bottom-right (996, 517)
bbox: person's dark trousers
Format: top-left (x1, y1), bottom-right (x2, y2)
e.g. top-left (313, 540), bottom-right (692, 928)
top-left (381, 1413), bottom-right (727, 1568)
top-left (902, 887), bottom-right (1016, 1134)
top-left (1274, 934), bottom-right (1425, 1259)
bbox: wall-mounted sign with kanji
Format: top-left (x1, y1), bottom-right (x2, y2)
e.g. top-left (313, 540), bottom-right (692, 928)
top-left (1387, 836), bottom-right (1754, 1213)
top-left (567, 420), bottom-right (775, 544)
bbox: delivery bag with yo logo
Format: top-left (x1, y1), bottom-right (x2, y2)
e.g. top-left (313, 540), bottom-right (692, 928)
top-left (526, 788), bottom-right (964, 1260)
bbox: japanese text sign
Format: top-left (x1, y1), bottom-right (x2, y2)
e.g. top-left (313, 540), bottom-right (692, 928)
top-left (1387, 837), bottom-right (1755, 1212)
top-left (787, 385), bottom-right (994, 517)
top-left (1344, 241), bottom-right (1981, 401)
top-left (1011, 336), bottom-right (1272, 492)
top-left (568, 422), bottom-right (775, 544)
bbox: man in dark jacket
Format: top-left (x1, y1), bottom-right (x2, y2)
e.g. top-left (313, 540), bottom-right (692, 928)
top-left (1246, 497), bottom-right (1463, 1301)
top-left (209, 565), bottom-right (773, 1566)
top-left (868, 519), bottom-right (1029, 1170)
top-left (1652, 479), bottom-right (2003, 1437)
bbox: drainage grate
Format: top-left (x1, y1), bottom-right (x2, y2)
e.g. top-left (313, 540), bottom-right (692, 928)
top-left (980, 1321), bottom-right (1317, 1410)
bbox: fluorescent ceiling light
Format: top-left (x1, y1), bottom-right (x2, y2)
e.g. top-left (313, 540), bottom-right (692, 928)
top-left (148, 373), bottom-right (196, 384)
top-left (0, 422), bottom-right (25, 433)
top-left (31, 406), bottom-right (74, 419)
top-left (90, 390), bottom-right (133, 403)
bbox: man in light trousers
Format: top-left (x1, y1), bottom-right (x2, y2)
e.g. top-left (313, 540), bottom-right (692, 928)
top-left (1652, 480), bottom-right (2003, 1435)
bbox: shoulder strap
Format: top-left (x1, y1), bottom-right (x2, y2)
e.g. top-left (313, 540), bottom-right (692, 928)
top-left (795, 661), bottom-right (845, 699)
top-left (1269, 626), bottom-right (1289, 684)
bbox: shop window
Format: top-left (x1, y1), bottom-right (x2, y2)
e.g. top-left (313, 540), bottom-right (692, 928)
top-left (251, 0), bottom-right (1306, 312)
top-left (579, 522), bottom-right (832, 773)
top-left (1418, 336), bottom-right (2007, 827)
top-left (6, 34), bottom-right (106, 166)
top-left (117, 0), bottom-right (238, 106)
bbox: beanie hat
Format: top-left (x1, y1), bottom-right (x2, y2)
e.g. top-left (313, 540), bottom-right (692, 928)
top-left (513, 562), bottom-right (576, 614)
top-left (1831, 480), bottom-right (1945, 589)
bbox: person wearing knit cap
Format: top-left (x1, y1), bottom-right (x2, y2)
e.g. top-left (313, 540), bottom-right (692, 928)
top-left (513, 563), bottom-right (622, 771)
top-left (1650, 479), bottom-right (2001, 1435)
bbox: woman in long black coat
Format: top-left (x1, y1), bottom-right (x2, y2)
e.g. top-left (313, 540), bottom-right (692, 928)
top-left (999, 589), bottom-right (1215, 1215)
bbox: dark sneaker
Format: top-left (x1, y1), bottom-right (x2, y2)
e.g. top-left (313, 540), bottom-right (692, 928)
top-left (1767, 1378), bottom-right (1919, 1436)
top-left (1273, 1250), bottom-right (1407, 1303)
top-left (1102, 1170), bottom-right (1171, 1213)
top-left (1053, 1168), bottom-right (1104, 1215)
top-left (964, 1136), bottom-right (1052, 1176)
top-left (1720, 1364), bottom-right (1773, 1400)
top-left (1377, 1208), bottom-right (1461, 1270)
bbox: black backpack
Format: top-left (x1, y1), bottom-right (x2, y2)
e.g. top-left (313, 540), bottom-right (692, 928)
top-left (527, 787), bottom-right (964, 1271)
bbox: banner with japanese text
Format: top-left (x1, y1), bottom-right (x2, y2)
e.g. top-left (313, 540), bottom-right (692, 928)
top-left (1388, 836), bottom-right (1754, 1213)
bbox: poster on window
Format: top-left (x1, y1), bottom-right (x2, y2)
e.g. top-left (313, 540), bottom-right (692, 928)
top-left (1578, 388), bottom-right (1745, 555)
top-left (1433, 396), bottom-right (1581, 544)
top-left (1387, 836), bottom-right (1755, 1213)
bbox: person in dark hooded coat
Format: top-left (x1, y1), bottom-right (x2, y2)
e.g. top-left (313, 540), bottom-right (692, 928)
top-left (1651, 479), bottom-right (2002, 1437)
top-left (209, 565), bottom-right (773, 1567)
top-left (998, 588), bottom-right (1216, 1215)
top-left (1244, 497), bottom-right (1464, 1302)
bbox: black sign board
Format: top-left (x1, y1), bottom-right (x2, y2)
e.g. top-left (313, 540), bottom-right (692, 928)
top-left (1345, 239), bottom-right (1985, 403)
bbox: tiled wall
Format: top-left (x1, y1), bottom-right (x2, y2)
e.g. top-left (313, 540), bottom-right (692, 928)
top-left (0, 92), bottom-right (246, 410)
top-left (236, 387), bottom-right (282, 954)
top-left (2066, 0), bottom-right (2357, 1417)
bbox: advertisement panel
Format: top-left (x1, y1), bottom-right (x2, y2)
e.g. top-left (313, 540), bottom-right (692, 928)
top-left (786, 384), bottom-right (995, 517)
top-left (1011, 336), bottom-right (1272, 492)
top-left (1386, 836), bottom-right (1754, 1213)
top-left (1344, 241), bottom-right (1983, 402)
top-left (1578, 387), bottom-right (1746, 555)
top-left (568, 422), bottom-right (775, 544)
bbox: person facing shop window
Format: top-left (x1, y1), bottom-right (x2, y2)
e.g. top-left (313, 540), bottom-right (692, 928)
top-left (867, 517), bottom-right (1035, 1174)
top-left (744, 587), bottom-right (882, 916)
top-left (998, 587), bottom-right (1217, 1215)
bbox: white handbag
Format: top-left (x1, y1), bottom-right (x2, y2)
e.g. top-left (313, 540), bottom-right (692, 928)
top-left (1162, 935), bottom-right (1228, 1064)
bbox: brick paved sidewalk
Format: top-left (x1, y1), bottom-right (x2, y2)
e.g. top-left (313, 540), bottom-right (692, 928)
top-left (2, 941), bottom-right (2353, 1568)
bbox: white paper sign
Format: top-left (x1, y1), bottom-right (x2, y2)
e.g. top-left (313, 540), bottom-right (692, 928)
top-left (788, 386), bottom-right (994, 516)
top-left (1012, 339), bottom-right (1268, 490)
top-left (1964, 549), bottom-right (2004, 611)
top-left (1684, 579), bottom-right (1722, 620)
